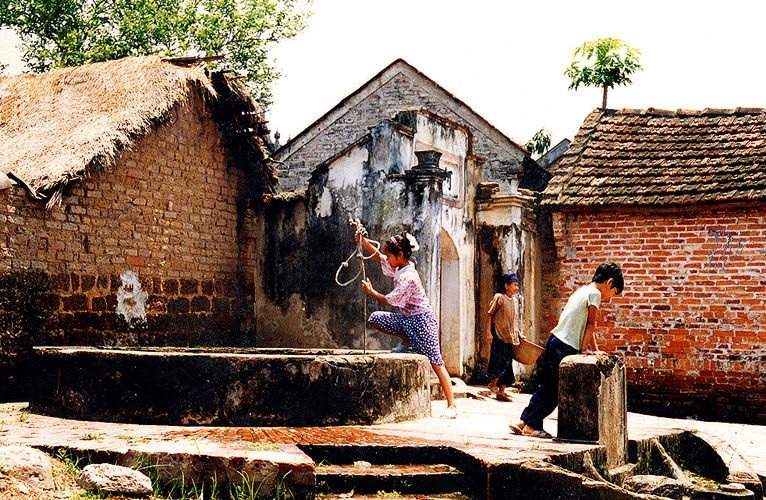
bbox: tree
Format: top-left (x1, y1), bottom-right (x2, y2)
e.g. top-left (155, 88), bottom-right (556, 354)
top-left (525, 127), bottom-right (551, 156)
top-left (0, 0), bottom-right (311, 102)
top-left (564, 37), bottom-right (642, 109)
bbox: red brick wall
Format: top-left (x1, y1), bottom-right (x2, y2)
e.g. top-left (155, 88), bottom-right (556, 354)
top-left (0, 93), bottom-right (256, 350)
top-left (546, 205), bottom-right (766, 424)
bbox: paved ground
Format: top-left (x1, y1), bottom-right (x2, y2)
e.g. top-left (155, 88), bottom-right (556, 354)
top-left (1, 385), bottom-right (764, 485)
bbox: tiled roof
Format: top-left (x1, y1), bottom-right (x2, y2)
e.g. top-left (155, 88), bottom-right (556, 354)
top-left (543, 107), bottom-right (766, 206)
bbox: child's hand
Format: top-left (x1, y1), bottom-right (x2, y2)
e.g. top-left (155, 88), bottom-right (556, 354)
top-left (361, 277), bottom-right (375, 295)
top-left (355, 229), bottom-right (362, 243)
top-left (485, 333), bottom-right (493, 344)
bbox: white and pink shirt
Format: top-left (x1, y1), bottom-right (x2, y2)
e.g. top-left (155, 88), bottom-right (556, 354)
top-left (379, 255), bottom-right (432, 316)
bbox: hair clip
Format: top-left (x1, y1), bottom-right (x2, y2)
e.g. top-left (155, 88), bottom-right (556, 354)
top-left (390, 236), bottom-right (402, 251)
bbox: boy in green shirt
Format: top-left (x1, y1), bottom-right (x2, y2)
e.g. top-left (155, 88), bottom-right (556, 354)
top-left (511, 262), bottom-right (624, 438)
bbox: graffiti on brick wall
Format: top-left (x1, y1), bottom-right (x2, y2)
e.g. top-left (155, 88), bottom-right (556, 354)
top-left (706, 227), bottom-right (744, 271)
top-left (116, 270), bottom-right (148, 327)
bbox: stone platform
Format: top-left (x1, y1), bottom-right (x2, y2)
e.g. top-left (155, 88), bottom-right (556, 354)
top-left (2, 387), bottom-right (765, 500)
top-left (31, 347), bottom-right (431, 427)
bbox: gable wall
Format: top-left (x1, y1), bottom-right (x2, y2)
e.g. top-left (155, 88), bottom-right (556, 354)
top-left (545, 205), bottom-right (766, 423)
top-left (276, 71), bottom-right (525, 191)
top-left (0, 93), bottom-right (256, 358)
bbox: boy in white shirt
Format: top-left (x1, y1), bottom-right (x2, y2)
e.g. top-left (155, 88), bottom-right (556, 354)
top-left (511, 262), bottom-right (624, 438)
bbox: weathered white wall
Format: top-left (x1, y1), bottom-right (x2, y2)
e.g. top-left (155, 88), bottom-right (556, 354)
top-left (410, 113), bottom-right (477, 376)
top-left (256, 109), bottom-right (538, 381)
top-left (475, 191), bottom-right (541, 380)
top-left (315, 146), bottom-right (369, 218)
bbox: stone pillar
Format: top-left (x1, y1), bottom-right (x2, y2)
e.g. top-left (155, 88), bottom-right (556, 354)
top-left (402, 150), bottom-right (451, 310)
top-left (558, 354), bottom-right (628, 468)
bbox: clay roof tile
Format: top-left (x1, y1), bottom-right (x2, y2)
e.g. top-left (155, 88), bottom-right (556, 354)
top-left (543, 107), bottom-right (766, 207)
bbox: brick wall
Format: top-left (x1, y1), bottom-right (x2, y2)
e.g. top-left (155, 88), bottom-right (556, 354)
top-left (277, 71), bottom-right (524, 191)
top-left (546, 205), bottom-right (766, 424)
top-left (0, 93), bottom-right (256, 355)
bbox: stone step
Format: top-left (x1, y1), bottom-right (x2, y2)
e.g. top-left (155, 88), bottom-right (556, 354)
top-left (317, 493), bottom-right (476, 500)
top-left (315, 463), bottom-right (468, 496)
top-left (430, 377), bottom-right (470, 401)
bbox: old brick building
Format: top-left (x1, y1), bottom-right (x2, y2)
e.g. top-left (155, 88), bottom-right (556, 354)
top-left (264, 60), bottom-right (552, 379)
top-left (543, 107), bottom-right (766, 423)
top-left (0, 56), bottom-right (274, 398)
top-left (272, 59), bottom-right (538, 193)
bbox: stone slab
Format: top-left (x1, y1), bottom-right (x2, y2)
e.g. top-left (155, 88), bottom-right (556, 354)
top-left (30, 347), bottom-right (431, 427)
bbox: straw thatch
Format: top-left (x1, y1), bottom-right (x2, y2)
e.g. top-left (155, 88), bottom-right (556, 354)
top-left (0, 55), bottom-right (276, 205)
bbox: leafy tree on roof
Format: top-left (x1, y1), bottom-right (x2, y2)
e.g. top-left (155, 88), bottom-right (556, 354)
top-left (565, 37), bottom-right (642, 109)
top-left (0, 0), bottom-right (311, 102)
top-left (525, 127), bottom-right (551, 157)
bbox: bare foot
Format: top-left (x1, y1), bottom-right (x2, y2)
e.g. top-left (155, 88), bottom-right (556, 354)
top-left (487, 378), bottom-right (499, 393)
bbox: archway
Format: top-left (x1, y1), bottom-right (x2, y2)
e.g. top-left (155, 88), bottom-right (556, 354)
top-left (439, 228), bottom-right (461, 376)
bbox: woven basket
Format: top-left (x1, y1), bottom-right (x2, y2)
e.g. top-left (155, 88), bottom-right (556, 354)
top-left (512, 338), bottom-right (544, 365)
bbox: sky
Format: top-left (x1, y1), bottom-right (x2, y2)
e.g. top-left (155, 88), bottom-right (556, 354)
top-left (3, 0), bottom-right (766, 148)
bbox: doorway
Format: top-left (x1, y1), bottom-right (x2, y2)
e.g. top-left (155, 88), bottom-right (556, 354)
top-left (440, 228), bottom-right (461, 376)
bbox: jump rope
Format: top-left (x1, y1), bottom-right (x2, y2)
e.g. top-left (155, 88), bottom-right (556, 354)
top-left (335, 219), bottom-right (380, 354)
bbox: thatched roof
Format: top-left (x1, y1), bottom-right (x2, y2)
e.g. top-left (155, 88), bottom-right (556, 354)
top-left (0, 55), bottom-right (276, 204)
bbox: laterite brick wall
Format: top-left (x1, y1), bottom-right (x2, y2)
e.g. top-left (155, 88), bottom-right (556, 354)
top-left (545, 205), bottom-right (766, 424)
top-left (0, 93), bottom-right (257, 351)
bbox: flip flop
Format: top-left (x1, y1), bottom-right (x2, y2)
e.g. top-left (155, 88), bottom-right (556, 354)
top-left (525, 429), bottom-right (553, 439)
top-left (508, 423), bottom-right (523, 435)
top-left (391, 344), bottom-right (414, 353)
top-left (439, 406), bottom-right (458, 419)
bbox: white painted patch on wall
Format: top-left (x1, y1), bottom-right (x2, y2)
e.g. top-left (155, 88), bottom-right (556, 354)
top-left (116, 270), bottom-right (149, 327)
top-left (320, 145), bottom-right (369, 218)
top-left (415, 114), bottom-right (469, 154)
top-left (327, 147), bottom-right (368, 188)
top-left (315, 188), bottom-right (333, 218)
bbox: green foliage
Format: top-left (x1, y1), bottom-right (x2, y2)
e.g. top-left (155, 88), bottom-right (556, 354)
top-left (564, 37), bottom-right (642, 108)
top-left (80, 432), bottom-right (103, 442)
top-left (49, 448), bottom-right (299, 499)
top-left (0, 0), bottom-right (311, 101)
top-left (15, 407), bottom-right (30, 423)
top-left (54, 448), bottom-right (86, 479)
top-left (231, 470), bottom-right (266, 500)
top-left (524, 127), bottom-right (552, 156)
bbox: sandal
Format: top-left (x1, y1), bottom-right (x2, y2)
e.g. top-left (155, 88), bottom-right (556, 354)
top-left (524, 428), bottom-right (553, 439)
top-left (391, 344), bottom-right (414, 353)
top-left (508, 423), bottom-right (523, 435)
top-left (439, 406), bottom-right (458, 419)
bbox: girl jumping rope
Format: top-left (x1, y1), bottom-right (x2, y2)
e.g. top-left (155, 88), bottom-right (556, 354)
top-left (355, 229), bottom-right (458, 418)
